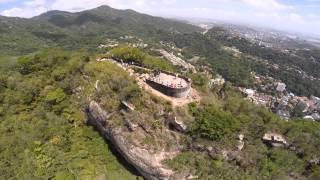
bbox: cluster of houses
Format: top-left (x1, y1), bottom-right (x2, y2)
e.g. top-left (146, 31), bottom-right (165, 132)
top-left (240, 74), bottom-right (320, 121)
top-left (271, 94), bottom-right (320, 121)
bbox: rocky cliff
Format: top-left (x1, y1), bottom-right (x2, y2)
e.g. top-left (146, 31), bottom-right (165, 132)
top-left (86, 101), bottom-right (180, 180)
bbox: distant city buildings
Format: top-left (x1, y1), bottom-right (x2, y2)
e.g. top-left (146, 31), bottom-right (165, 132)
top-left (240, 73), bottom-right (320, 121)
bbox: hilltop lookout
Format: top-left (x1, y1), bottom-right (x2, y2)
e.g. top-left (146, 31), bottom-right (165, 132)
top-left (146, 71), bottom-right (191, 98)
top-left (97, 57), bottom-right (199, 107)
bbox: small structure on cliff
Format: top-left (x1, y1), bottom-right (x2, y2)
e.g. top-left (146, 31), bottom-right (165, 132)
top-left (146, 71), bottom-right (191, 98)
top-left (262, 133), bottom-right (288, 147)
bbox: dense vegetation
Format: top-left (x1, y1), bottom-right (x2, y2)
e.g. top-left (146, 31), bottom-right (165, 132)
top-left (154, 27), bottom-right (320, 96)
top-left (205, 27), bottom-right (320, 97)
top-left (0, 49), bottom-right (140, 179)
top-left (164, 32), bottom-right (254, 87)
top-left (108, 45), bottom-right (175, 71)
top-left (1, 46), bottom-right (320, 179)
top-left (207, 27), bottom-right (320, 79)
top-left (1, 5), bottom-right (320, 180)
top-left (190, 103), bottom-right (240, 141)
top-left (167, 83), bottom-right (320, 179)
top-left (1, 5), bottom-right (318, 97)
top-left (0, 6), bottom-right (200, 56)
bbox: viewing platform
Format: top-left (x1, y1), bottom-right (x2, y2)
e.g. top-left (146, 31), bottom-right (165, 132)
top-left (146, 71), bottom-right (191, 98)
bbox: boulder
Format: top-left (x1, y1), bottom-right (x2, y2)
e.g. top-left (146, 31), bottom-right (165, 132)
top-left (312, 113), bottom-right (320, 121)
top-left (237, 134), bottom-right (245, 151)
top-left (169, 117), bottom-right (187, 132)
top-left (95, 80), bottom-right (100, 91)
top-left (309, 158), bottom-right (320, 165)
top-left (121, 101), bottom-right (135, 111)
top-left (186, 175), bottom-right (199, 179)
top-left (276, 82), bottom-right (286, 92)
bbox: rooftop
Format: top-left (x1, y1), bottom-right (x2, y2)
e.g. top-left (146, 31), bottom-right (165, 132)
top-left (149, 72), bottom-right (189, 89)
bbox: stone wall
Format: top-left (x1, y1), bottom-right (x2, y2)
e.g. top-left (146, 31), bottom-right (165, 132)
top-left (146, 79), bottom-right (191, 98)
top-left (146, 71), bottom-right (191, 98)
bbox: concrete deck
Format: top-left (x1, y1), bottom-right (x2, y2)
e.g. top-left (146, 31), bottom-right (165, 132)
top-left (150, 73), bottom-right (188, 89)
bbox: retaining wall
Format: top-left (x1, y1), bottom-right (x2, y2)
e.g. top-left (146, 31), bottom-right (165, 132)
top-left (146, 71), bottom-right (192, 98)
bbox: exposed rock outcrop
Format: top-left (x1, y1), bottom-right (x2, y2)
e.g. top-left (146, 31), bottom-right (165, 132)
top-left (158, 49), bottom-right (196, 73)
top-left (86, 101), bottom-right (178, 180)
top-left (262, 133), bottom-right (288, 147)
top-left (237, 134), bottom-right (245, 151)
top-left (168, 117), bottom-right (187, 132)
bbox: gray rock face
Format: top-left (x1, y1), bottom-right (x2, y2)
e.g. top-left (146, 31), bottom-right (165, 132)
top-left (86, 101), bottom-right (176, 180)
top-left (237, 134), bottom-right (245, 151)
top-left (276, 82), bottom-right (286, 92)
top-left (169, 117), bottom-right (187, 132)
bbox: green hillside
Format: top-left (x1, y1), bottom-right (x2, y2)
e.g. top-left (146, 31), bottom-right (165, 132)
top-left (0, 6), bottom-right (200, 55)
top-left (1, 5), bottom-right (320, 180)
top-left (1, 48), bottom-right (320, 179)
top-left (0, 49), bottom-right (140, 179)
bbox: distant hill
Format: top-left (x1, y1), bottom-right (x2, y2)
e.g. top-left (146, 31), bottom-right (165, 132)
top-left (204, 27), bottom-right (320, 96)
top-left (35, 6), bottom-right (200, 33)
top-left (0, 16), bottom-right (64, 54)
top-left (0, 5), bottom-right (201, 55)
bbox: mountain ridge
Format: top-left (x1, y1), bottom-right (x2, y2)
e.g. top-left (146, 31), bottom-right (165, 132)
top-left (0, 5), bottom-right (201, 55)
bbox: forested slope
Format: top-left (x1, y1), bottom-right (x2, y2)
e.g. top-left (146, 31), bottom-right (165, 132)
top-left (1, 47), bottom-right (320, 179)
top-left (0, 50), bottom-right (140, 179)
top-left (1, 5), bottom-right (320, 180)
top-left (0, 6), bottom-right (200, 55)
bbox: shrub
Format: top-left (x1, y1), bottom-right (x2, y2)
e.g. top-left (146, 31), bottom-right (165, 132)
top-left (110, 46), bottom-right (145, 64)
top-left (45, 88), bottom-right (66, 105)
top-left (190, 104), bottom-right (240, 141)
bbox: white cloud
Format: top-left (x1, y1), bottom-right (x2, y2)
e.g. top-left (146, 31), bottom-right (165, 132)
top-left (160, 0), bottom-right (176, 5)
top-left (241, 0), bottom-right (292, 11)
top-left (0, 0), bottom-right (15, 4)
top-left (50, 0), bottom-right (153, 12)
top-left (51, 0), bottom-right (111, 12)
top-left (24, 0), bottom-right (46, 6)
top-left (1, 0), bottom-right (49, 17)
top-left (1, 6), bottom-right (47, 17)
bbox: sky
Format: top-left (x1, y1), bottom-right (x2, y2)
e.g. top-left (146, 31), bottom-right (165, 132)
top-left (0, 0), bottom-right (320, 37)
